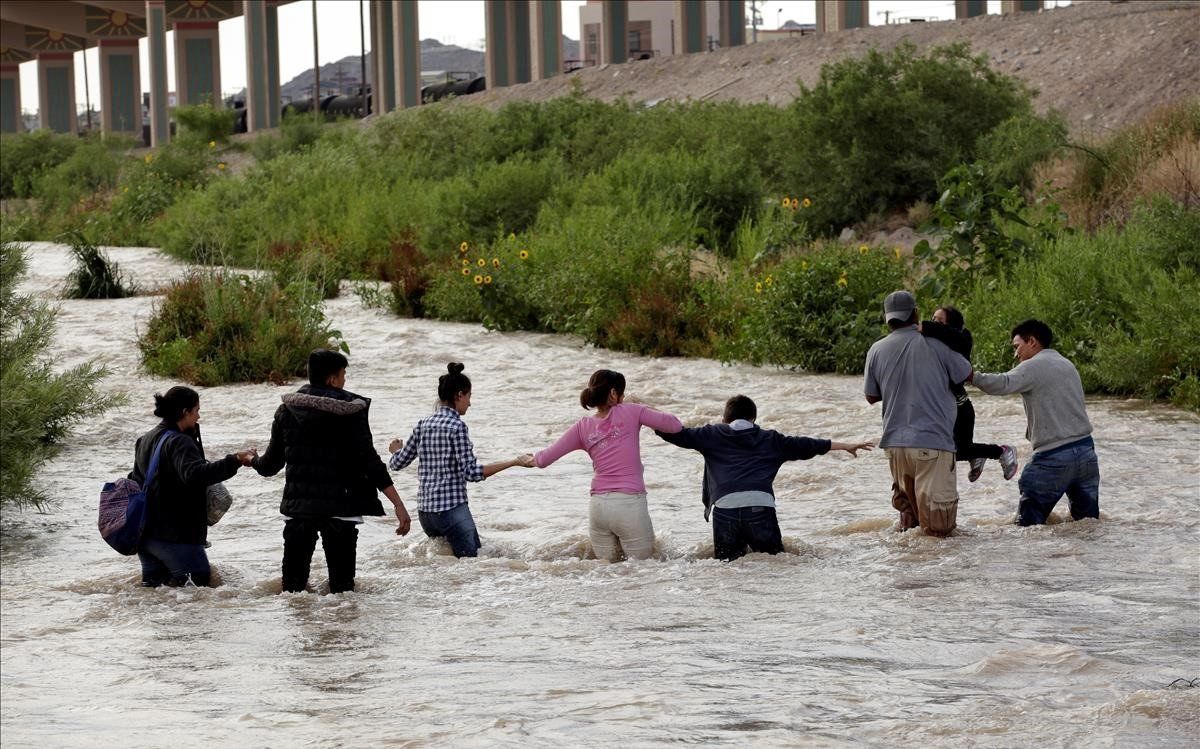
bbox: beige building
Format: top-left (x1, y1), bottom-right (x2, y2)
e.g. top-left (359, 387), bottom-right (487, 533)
top-left (578, 0), bottom-right (723, 65)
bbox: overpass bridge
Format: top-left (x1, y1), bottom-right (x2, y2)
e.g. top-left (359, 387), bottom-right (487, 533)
top-left (0, 1), bottom-right (1046, 143)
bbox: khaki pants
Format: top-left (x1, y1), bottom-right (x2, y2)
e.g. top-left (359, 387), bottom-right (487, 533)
top-left (588, 492), bottom-right (655, 561)
top-left (887, 447), bottom-right (959, 537)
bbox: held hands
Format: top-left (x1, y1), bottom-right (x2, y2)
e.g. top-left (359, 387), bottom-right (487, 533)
top-left (388, 438), bottom-right (404, 454)
top-left (832, 441), bottom-right (875, 457)
top-left (235, 448), bottom-right (258, 466)
top-left (516, 453), bottom-right (536, 468)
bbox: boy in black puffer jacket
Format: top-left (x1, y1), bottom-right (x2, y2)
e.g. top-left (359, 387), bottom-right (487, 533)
top-left (657, 395), bottom-right (872, 561)
top-left (251, 349), bottom-right (412, 593)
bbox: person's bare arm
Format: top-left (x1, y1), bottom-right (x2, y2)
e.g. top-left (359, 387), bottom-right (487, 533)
top-left (382, 485), bottom-right (411, 536)
top-left (830, 440), bottom-right (874, 457)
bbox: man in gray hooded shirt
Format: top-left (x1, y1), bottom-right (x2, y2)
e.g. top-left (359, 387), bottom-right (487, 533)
top-left (971, 319), bottom-right (1099, 526)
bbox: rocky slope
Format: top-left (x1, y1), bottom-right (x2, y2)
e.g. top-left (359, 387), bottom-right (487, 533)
top-left (463, 0), bottom-right (1200, 135)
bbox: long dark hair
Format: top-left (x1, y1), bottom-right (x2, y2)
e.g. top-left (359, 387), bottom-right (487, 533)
top-left (580, 369), bottom-right (625, 410)
top-left (438, 362), bottom-right (471, 403)
top-left (153, 386), bottom-right (199, 423)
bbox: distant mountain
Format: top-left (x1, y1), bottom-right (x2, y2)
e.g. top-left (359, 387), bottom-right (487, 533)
top-left (276, 36), bottom-right (580, 102)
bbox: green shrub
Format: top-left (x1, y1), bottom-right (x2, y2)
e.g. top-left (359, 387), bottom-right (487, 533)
top-left (960, 200), bottom-right (1200, 408)
top-left (63, 232), bottom-right (133, 299)
top-left (30, 138), bottom-right (124, 227)
top-left (139, 272), bottom-right (344, 385)
top-left (266, 241), bottom-right (345, 299)
top-left (0, 130), bottom-right (80, 199)
top-left (776, 42), bottom-right (1045, 232)
top-left (1, 237), bottom-right (123, 509)
top-left (174, 102), bottom-right (237, 144)
top-left (250, 111), bottom-right (334, 162)
top-left (724, 242), bottom-right (909, 373)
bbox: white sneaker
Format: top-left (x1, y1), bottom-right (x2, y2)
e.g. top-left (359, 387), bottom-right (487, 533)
top-left (968, 457), bottom-right (987, 482)
top-left (1000, 445), bottom-right (1019, 480)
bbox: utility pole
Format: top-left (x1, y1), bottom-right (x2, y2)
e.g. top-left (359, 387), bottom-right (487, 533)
top-left (312, 0), bottom-right (320, 120)
top-left (359, 0), bottom-right (368, 116)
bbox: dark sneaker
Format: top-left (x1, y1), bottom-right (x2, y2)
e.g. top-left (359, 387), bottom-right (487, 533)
top-left (1000, 445), bottom-right (1019, 480)
top-left (968, 457), bottom-right (987, 482)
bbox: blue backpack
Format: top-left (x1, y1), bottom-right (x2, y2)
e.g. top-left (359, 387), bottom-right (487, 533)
top-left (98, 431), bottom-right (173, 555)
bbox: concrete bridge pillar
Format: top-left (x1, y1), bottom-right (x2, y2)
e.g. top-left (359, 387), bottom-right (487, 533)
top-left (146, 0), bottom-right (169, 145)
top-left (816, 0), bottom-right (870, 33)
top-left (530, 0), bottom-right (563, 80)
top-left (485, 0), bottom-right (532, 88)
top-left (718, 0), bottom-right (746, 48)
top-left (371, 0), bottom-right (396, 113)
top-left (955, 0), bottom-right (988, 18)
top-left (599, 0), bottom-right (628, 65)
top-left (674, 0), bottom-right (707, 55)
top-left (174, 21), bottom-right (221, 108)
top-left (391, 0), bottom-right (420, 108)
top-left (243, 0), bottom-right (277, 131)
top-left (37, 52), bottom-right (77, 134)
top-left (0, 64), bottom-right (21, 133)
top-left (1001, 0), bottom-right (1044, 12)
top-left (266, 3), bottom-right (280, 127)
top-left (99, 39), bottom-right (141, 134)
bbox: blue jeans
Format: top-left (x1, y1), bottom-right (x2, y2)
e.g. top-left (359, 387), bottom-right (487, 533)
top-left (419, 503), bottom-right (481, 558)
top-left (1017, 437), bottom-right (1100, 526)
top-left (712, 506), bottom-right (784, 561)
top-left (138, 538), bottom-right (211, 587)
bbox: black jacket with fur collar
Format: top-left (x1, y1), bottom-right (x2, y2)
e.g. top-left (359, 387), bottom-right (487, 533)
top-left (251, 384), bottom-right (392, 518)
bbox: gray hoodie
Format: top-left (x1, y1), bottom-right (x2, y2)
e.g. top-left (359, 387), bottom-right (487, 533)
top-left (973, 349), bottom-right (1093, 453)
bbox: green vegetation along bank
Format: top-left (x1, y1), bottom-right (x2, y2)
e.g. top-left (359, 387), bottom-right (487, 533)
top-left (1, 43), bottom-right (1196, 409)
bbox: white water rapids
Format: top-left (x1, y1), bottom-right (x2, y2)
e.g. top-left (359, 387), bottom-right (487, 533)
top-left (2, 243), bottom-right (1197, 747)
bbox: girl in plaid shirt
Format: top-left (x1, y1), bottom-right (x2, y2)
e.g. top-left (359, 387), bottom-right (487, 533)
top-left (388, 363), bottom-right (528, 557)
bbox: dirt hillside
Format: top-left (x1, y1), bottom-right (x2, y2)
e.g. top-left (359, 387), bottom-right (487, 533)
top-left (463, 0), bottom-right (1200, 135)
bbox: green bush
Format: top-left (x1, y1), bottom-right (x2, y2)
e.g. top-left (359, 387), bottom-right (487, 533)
top-left (776, 42), bottom-right (1045, 232)
top-left (0, 130), bottom-right (80, 199)
top-left (30, 138), bottom-right (125, 231)
top-left (174, 102), bottom-right (237, 144)
top-left (724, 242), bottom-right (909, 373)
top-left (1, 237), bottom-right (123, 509)
top-left (250, 111), bottom-right (335, 162)
top-left (139, 272), bottom-right (345, 385)
top-left (63, 232), bottom-right (133, 299)
top-left (960, 200), bottom-right (1200, 408)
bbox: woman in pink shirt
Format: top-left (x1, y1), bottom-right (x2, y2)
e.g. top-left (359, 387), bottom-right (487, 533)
top-left (524, 369), bottom-right (683, 561)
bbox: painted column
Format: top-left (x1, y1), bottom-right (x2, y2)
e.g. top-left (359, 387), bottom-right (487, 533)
top-left (266, 3), bottom-right (280, 126)
top-left (718, 1), bottom-right (745, 48)
top-left (484, 0), bottom-right (510, 87)
top-left (243, 0), bottom-right (269, 131)
top-left (816, 1), bottom-right (870, 33)
top-left (371, 0), bottom-right (396, 112)
top-left (530, 0), bottom-right (562, 80)
top-left (600, 0), bottom-right (628, 65)
top-left (955, 0), bottom-right (988, 18)
top-left (511, 1), bottom-right (531, 84)
top-left (0, 64), bottom-right (21, 133)
top-left (674, 0), bottom-right (707, 55)
top-left (173, 22), bottom-right (221, 107)
top-left (486, 0), bottom-right (532, 88)
top-left (391, 0), bottom-right (420, 108)
top-left (99, 39), bottom-right (141, 134)
top-left (146, 0), bottom-right (169, 145)
top-left (1000, 0), bottom-right (1043, 12)
top-left (37, 52), bottom-right (77, 134)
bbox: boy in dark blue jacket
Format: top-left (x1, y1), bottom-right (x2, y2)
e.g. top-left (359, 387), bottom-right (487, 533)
top-left (657, 395), bottom-right (872, 560)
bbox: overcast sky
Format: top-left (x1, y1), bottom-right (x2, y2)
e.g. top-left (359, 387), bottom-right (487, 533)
top-left (16, 0), bottom-right (1070, 114)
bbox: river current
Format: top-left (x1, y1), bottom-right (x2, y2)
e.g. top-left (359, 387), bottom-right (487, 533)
top-left (1, 243), bottom-right (1197, 747)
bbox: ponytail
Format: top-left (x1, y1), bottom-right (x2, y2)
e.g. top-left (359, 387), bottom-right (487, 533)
top-left (580, 369), bottom-right (625, 410)
top-left (153, 386), bottom-right (199, 423)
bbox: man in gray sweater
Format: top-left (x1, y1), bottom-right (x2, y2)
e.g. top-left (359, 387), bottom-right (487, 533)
top-left (970, 319), bottom-right (1100, 526)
